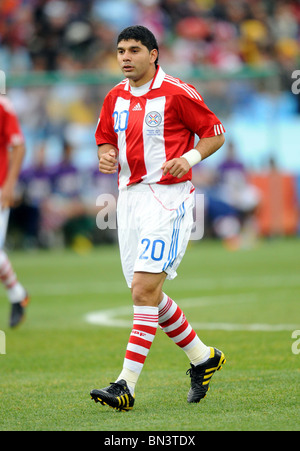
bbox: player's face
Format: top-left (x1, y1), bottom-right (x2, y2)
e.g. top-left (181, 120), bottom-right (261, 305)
top-left (117, 39), bottom-right (158, 87)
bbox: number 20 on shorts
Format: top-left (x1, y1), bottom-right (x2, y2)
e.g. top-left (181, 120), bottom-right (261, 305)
top-left (139, 239), bottom-right (165, 261)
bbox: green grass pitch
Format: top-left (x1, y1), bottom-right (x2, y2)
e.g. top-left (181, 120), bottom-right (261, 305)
top-left (0, 238), bottom-right (299, 431)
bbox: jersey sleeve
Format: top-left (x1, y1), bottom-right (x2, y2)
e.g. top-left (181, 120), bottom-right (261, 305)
top-left (95, 94), bottom-right (118, 148)
top-left (175, 91), bottom-right (225, 139)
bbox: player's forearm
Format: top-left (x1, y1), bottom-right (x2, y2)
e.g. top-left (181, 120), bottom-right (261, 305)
top-left (162, 134), bottom-right (225, 178)
top-left (195, 134), bottom-right (225, 161)
top-left (6, 144), bottom-right (25, 186)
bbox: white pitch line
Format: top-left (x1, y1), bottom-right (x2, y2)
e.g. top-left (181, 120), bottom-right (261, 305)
top-left (84, 295), bottom-right (299, 332)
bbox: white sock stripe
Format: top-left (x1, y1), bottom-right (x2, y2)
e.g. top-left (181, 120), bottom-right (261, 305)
top-left (133, 306), bottom-right (158, 315)
top-left (160, 312), bottom-right (185, 333)
top-left (127, 342), bottom-right (150, 356)
top-left (158, 303), bottom-right (178, 324)
top-left (133, 320), bottom-right (158, 330)
top-left (123, 358), bottom-right (143, 374)
top-left (158, 297), bottom-right (173, 317)
top-left (134, 314), bottom-right (158, 322)
top-left (171, 324), bottom-right (193, 344)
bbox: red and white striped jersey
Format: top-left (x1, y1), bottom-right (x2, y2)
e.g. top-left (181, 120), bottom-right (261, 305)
top-left (95, 66), bottom-right (225, 189)
top-left (0, 96), bottom-right (24, 187)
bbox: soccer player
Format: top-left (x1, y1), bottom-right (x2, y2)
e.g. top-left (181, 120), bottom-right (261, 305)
top-left (90, 26), bottom-right (226, 411)
top-left (0, 94), bottom-right (29, 327)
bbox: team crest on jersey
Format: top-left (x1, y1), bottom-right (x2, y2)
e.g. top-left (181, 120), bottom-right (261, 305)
top-left (145, 111), bottom-right (162, 127)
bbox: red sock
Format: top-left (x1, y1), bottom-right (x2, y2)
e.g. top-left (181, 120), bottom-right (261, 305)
top-left (0, 250), bottom-right (17, 289)
top-left (117, 306), bottom-right (158, 393)
top-left (158, 293), bottom-right (210, 364)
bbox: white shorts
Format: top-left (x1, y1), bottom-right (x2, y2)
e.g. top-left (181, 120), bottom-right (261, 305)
top-left (117, 182), bottom-right (195, 288)
top-left (0, 190), bottom-right (10, 249)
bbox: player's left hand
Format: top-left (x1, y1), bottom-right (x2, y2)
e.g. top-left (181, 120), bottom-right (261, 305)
top-left (162, 157), bottom-right (191, 178)
top-left (0, 180), bottom-right (15, 209)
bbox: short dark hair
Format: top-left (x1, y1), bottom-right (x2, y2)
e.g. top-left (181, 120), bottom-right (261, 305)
top-left (117, 25), bottom-right (159, 67)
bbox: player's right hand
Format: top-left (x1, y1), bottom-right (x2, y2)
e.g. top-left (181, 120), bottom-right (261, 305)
top-left (99, 149), bottom-right (118, 174)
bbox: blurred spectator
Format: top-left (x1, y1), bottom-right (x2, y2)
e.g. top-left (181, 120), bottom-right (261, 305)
top-left (40, 140), bottom-right (93, 248)
top-left (135, 0), bottom-right (168, 44)
top-left (51, 140), bottom-right (82, 199)
top-left (0, 0), bottom-right (299, 75)
top-left (2, 0), bottom-right (300, 247)
top-left (11, 143), bottom-right (53, 248)
top-left (214, 141), bottom-right (261, 248)
top-left (192, 141), bottom-right (261, 249)
top-left (216, 141), bottom-right (260, 212)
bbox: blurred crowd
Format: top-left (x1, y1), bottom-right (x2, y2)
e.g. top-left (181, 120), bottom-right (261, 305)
top-left (0, 0), bottom-right (299, 77)
top-left (1, 0), bottom-right (300, 249)
top-left (8, 138), bottom-right (261, 251)
top-left (10, 139), bottom-right (119, 250)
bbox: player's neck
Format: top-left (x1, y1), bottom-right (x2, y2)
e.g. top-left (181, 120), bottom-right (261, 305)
top-left (129, 66), bottom-right (156, 88)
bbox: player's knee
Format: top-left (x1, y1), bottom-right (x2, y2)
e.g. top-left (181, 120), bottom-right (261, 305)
top-left (131, 281), bottom-right (159, 306)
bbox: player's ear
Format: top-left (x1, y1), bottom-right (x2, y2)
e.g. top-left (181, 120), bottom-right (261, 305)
top-left (150, 49), bottom-right (158, 64)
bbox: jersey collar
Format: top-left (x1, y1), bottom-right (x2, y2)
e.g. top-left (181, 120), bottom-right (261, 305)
top-left (150, 66), bottom-right (165, 90)
top-left (123, 66), bottom-right (165, 92)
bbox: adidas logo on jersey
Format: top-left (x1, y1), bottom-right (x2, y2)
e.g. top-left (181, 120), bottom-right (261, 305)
top-left (132, 103), bottom-right (142, 111)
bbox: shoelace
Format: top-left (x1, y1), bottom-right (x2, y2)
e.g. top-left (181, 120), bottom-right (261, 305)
top-left (107, 381), bottom-right (126, 395)
top-left (186, 367), bottom-right (205, 387)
